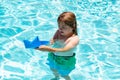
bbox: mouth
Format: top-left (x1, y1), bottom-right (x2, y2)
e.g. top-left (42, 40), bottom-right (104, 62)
top-left (60, 31), bottom-right (63, 33)
top-left (60, 32), bottom-right (64, 36)
top-left (60, 31), bottom-right (64, 34)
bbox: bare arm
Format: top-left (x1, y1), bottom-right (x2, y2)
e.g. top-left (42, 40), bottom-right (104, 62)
top-left (37, 36), bottom-right (79, 52)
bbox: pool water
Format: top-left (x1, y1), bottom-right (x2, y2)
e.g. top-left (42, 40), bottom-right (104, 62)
top-left (0, 0), bottom-right (120, 80)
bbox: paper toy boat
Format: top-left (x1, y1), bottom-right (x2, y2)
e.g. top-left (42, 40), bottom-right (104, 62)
top-left (23, 36), bottom-right (49, 48)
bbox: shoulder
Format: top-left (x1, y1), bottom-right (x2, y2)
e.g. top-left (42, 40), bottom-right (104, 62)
top-left (71, 35), bottom-right (79, 43)
top-left (65, 35), bottom-right (79, 45)
top-left (73, 35), bottom-right (79, 39)
top-left (71, 35), bottom-right (79, 41)
top-left (64, 35), bottom-right (79, 49)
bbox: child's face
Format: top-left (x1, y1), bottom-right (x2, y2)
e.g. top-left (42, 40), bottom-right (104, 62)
top-left (58, 23), bottom-right (73, 36)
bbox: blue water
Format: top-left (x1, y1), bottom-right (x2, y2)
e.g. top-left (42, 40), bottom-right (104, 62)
top-left (0, 0), bottom-right (120, 80)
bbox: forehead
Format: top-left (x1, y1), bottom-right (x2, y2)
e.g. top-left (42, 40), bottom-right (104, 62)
top-left (59, 22), bottom-right (67, 27)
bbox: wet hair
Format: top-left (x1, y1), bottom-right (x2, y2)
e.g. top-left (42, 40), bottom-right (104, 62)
top-left (57, 12), bottom-right (78, 35)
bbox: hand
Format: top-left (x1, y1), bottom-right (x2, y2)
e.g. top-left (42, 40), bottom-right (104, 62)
top-left (50, 39), bottom-right (54, 45)
top-left (36, 45), bottom-right (56, 52)
top-left (38, 45), bottom-right (50, 51)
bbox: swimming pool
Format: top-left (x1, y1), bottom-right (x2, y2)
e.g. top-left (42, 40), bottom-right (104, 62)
top-left (0, 0), bottom-right (120, 80)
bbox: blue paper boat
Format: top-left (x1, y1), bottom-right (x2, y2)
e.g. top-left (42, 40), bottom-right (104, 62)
top-left (23, 36), bottom-right (49, 48)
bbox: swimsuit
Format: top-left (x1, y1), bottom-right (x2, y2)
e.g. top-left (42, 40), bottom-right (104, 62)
top-left (46, 52), bottom-right (76, 76)
top-left (46, 40), bottom-right (77, 76)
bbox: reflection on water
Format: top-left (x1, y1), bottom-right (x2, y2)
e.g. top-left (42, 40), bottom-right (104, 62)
top-left (0, 0), bottom-right (120, 80)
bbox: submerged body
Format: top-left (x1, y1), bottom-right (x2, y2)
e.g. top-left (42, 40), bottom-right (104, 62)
top-left (37, 12), bottom-right (79, 80)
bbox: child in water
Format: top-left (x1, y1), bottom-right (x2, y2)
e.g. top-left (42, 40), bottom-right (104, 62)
top-left (36, 12), bottom-right (79, 80)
